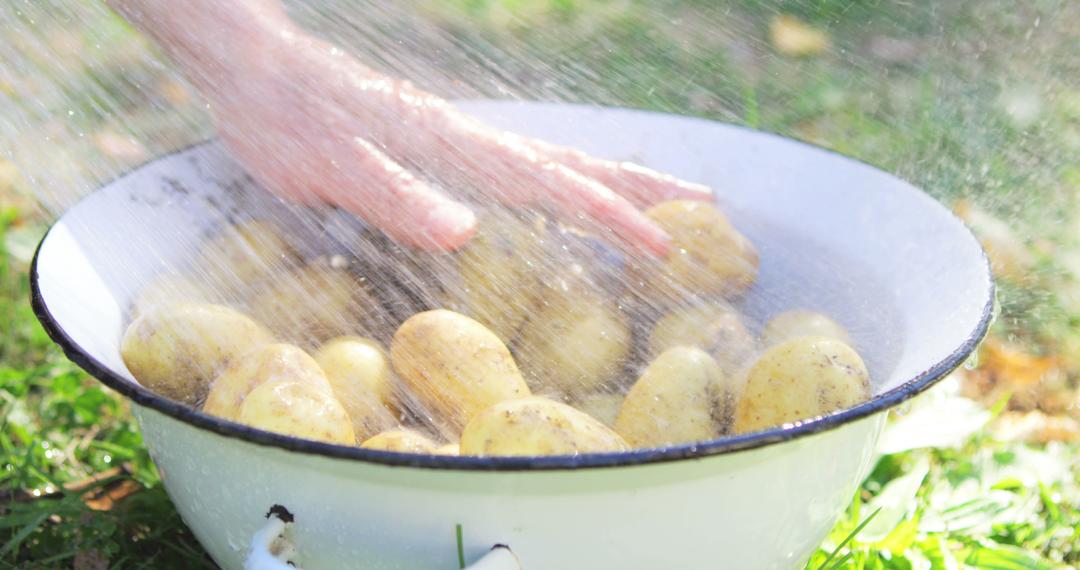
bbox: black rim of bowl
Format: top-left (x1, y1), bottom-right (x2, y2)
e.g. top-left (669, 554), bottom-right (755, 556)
top-left (28, 122), bottom-right (995, 472)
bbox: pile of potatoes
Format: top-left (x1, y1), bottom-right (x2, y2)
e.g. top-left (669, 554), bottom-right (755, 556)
top-left (120, 200), bottom-right (872, 456)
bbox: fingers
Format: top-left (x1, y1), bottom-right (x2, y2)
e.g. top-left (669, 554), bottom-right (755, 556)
top-left (529, 139), bottom-right (714, 208)
top-left (437, 120), bottom-right (671, 256)
top-left (541, 163), bottom-right (672, 257)
top-left (318, 137), bottom-right (477, 251)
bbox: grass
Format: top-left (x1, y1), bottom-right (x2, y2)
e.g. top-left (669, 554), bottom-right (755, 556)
top-left (2, 0), bottom-right (1079, 568)
top-left (0, 213), bottom-right (213, 568)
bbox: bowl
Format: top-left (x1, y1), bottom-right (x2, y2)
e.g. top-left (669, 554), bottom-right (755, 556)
top-left (30, 101), bottom-right (993, 569)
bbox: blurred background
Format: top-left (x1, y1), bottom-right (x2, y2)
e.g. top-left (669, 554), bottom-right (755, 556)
top-left (1, 0), bottom-right (1077, 567)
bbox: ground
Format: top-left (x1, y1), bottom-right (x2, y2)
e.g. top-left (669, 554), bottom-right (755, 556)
top-left (1, 1), bottom-right (1078, 568)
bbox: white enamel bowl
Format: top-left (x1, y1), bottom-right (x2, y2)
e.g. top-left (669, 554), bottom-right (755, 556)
top-left (31, 101), bottom-right (993, 569)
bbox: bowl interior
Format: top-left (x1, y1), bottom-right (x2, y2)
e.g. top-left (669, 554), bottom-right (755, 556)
top-left (31, 100), bottom-right (993, 462)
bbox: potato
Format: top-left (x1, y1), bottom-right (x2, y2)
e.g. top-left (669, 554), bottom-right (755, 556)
top-left (237, 381), bottom-right (355, 445)
top-left (649, 302), bottom-right (757, 374)
top-left (442, 211), bottom-right (546, 342)
top-left (196, 220), bottom-right (297, 291)
top-left (615, 347), bottom-right (731, 447)
top-left (391, 310), bottom-right (531, 430)
top-left (203, 343), bottom-right (330, 421)
top-left (313, 336), bottom-right (398, 439)
top-left (761, 310), bottom-right (852, 347)
top-left (120, 303), bottom-right (273, 405)
top-left (635, 200), bottom-right (758, 300)
top-left (131, 273), bottom-right (214, 318)
top-left (434, 443), bottom-right (460, 456)
top-left (733, 336), bottom-right (871, 434)
top-left (571, 391), bottom-right (625, 427)
top-left (247, 261), bottom-right (376, 346)
top-left (360, 429), bottom-right (439, 453)
top-left (460, 397), bottom-right (629, 456)
top-left (514, 292), bottom-right (631, 396)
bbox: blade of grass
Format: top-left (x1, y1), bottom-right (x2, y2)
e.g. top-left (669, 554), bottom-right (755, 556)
top-left (0, 510), bottom-right (49, 559)
top-left (812, 508), bottom-right (881, 570)
top-left (456, 523), bottom-right (465, 569)
top-left (823, 550), bottom-right (854, 570)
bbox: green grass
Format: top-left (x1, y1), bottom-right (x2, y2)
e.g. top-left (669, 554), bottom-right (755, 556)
top-left (2, 0), bottom-right (1079, 568)
top-left (0, 214), bottom-right (213, 568)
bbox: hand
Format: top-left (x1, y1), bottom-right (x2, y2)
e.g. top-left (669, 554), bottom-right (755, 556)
top-left (113, 1), bottom-right (713, 255)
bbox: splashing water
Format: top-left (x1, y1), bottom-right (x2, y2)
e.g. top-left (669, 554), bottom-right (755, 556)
top-left (1, 1), bottom-right (1077, 449)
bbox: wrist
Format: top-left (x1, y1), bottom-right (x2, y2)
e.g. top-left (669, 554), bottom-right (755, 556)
top-left (108, 0), bottom-right (298, 92)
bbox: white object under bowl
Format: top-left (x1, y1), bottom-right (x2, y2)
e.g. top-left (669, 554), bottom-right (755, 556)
top-left (31, 101), bottom-right (993, 569)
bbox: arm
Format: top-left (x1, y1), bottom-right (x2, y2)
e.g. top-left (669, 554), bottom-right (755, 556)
top-left (106, 0), bottom-right (711, 254)
top-left (106, 0), bottom-right (291, 93)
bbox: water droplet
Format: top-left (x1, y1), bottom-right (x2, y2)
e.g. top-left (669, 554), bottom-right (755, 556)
top-left (963, 351), bottom-right (980, 370)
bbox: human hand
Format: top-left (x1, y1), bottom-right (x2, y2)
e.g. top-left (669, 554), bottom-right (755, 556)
top-left (113, 0), bottom-right (713, 255)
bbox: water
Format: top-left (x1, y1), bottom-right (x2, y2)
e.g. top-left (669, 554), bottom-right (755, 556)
top-left (2, 1), bottom-right (1077, 448)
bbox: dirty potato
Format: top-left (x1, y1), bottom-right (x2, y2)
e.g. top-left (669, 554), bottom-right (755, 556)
top-left (441, 211), bottom-right (546, 342)
top-left (314, 336), bottom-right (398, 439)
top-left (571, 391), bottom-right (625, 427)
top-left (649, 302), bottom-right (757, 374)
top-left (635, 200), bottom-right (758, 301)
top-left (360, 429), bottom-right (439, 453)
top-left (203, 343), bottom-right (330, 421)
top-left (196, 219), bottom-right (297, 292)
top-left (433, 443), bottom-right (460, 456)
top-left (247, 260), bottom-right (376, 346)
top-left (761, 310), bottom-right (852, 347)
top-left (733, 336), bottom-right (871, 434)
top-left (514, 292), bottom-right (631, 396)
top-left (131, 272), bottom-right (216, 318)
top-left (615, 346), bottom-right (732, 448)
top-left (237, 380), bottom-right (355, 445)
top-left (460, 397), bottom-right (629, 456)
top-left (391, 310), bottom-right (531, 430)
top-left (120, 303), bottom-right (273, 405)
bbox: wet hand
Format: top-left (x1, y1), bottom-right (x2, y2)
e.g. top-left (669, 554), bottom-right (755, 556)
top-left (205, 28), bottom-right (713, 255)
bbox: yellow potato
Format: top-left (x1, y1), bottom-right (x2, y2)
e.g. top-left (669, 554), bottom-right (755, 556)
top-left (615, 347), bottom-right (731, 448)
top-left (313, 336), bottom-right (398, 439)
top-left (733, 336), bottom-right (871, 434)
top-left (433, 443), bottom-right (461, 456)
top-left (391, 310), bottom-right (531, 430)
top-left (120, 303), bottom-right (273, 405)
top-left (571, 391), bottom-right (625, 427)
top-left (131, 273), bottom-right (215, 318)
top-left (460, 397), bottom-right (629, 456)
top-left (247, 261), bottom-right (376, 346)
top-left (761, 310), bottom-right (852, 347)
top-left (649, 302), bottom-right (757, 374)
top-left (636, 200), bottom-right (759, 300)
top-left (360, 429), bottom-right (439, 453)
top-left (196, 220), bottom-right (297, 291)
top-left (514, 292), bottom-right (631, 396)
top-left (237, 380), bottom-right (355, 445)
top-left (442, 211), bottom-right (546, 342)
top-left (203, 343), bottom-right (330, 421)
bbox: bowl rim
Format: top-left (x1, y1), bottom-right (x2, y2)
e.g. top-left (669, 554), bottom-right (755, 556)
top-left (28, 104), bottom-right (995, 472)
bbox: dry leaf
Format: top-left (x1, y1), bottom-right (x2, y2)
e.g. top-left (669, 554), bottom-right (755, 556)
top-left (93, 130), bottom-right (147, 163)
top-left (980, 339), bottom-right (1058, 387)
top-left (0, 158), bottom-right (20, 192)
top-left (157, 78), bottom-right (192, 107)
top-left (962, 340), bottom-right (1067, 413)
top-left (992, 410), bottom-right (1080, 443)
top-left (769, 15), bottom-right (829, 57)
top-left (82, 479), bottom-right (142, 511)
top-left (954, 199), bottom-right (1035, 281)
